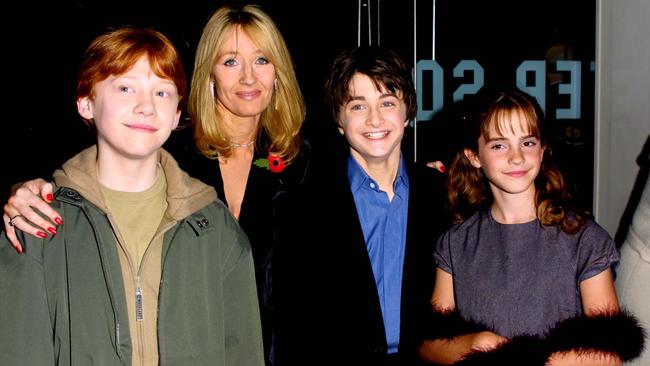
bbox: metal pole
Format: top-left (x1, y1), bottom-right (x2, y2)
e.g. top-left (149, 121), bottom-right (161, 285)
top-left (377, 0), bottom-right (381, 45)
top-left (357, 0), bottom-right (361, 46)
top-left (367, 0), bottom-right (372, 45)
top-left (413, 0), bottom-right (418, 161)
top-left (432, 0), bottom-right (436, 60)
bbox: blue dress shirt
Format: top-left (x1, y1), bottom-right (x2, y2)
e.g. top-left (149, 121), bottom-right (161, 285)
top-left (347, 154), bottom-right (409, 354)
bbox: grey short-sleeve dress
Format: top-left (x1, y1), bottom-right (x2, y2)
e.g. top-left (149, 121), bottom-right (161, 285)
top-left (434, 208), bottom-right (620, 338)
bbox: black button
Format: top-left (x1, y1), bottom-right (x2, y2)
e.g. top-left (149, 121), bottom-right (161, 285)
top-left (65, 190), bottom-right (80, 200)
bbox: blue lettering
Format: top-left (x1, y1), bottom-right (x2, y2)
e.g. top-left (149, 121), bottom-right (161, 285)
top-left (555, 60), bottom-right (581, 119)
top-left (416, 59), bottom-right (444, 120)
top-left (516, 60), bottom-right (546, 114)
top-left (453, 60), bottom-right (484, 102)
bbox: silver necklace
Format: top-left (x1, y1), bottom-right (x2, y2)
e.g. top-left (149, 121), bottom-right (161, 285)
top-left (230, 140), bottom-right (255, 148)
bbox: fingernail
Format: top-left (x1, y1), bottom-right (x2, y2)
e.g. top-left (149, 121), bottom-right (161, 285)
top-left (36, 231), bottom-right (48, 239)
top-left (46, 193), bottom-right (53, 202)
top-left (16, 245), bottom-right (23, 254)
top-left (440, 164), bottom-right (446, 173)
top-left (47, 227), bottom-right (57, 235)
top-left (54, 217), bottom-right (63, 225)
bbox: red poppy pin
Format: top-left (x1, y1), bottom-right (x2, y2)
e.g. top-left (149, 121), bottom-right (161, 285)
top-left (254, 154), bottom-right (286, 173)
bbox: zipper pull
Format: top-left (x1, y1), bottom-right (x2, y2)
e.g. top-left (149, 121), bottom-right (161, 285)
top-left (135, 276), bottom-right (144, 321)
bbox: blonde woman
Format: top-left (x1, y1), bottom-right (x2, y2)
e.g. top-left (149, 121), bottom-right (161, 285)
top-left (3, 5), bottom-right (307, 365)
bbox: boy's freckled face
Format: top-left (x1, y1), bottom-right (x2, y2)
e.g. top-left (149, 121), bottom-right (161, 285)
top-left (337, 73), bottom-right (408, 168)
top-left (78, 55), bottom-right (181, 161)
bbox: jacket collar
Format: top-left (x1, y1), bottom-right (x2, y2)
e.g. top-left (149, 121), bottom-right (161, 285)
top-left (53, 145), bottom-right (217, 220)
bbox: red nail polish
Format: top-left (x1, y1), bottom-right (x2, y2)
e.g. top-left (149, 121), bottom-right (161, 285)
top-left (46, 193), bottom-right (53, 202)
top-left (16, 245), bottom-right (23, 254)
top-left (47, 227), bottom-right (57, 235)
top-left (440, 164), bottom-right (446, 173)
top-left (54, 217), bottom-right (63, 225)
top-left (36, 231), bottom-right (48, 239)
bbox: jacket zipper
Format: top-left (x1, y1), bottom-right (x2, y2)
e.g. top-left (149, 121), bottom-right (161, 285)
top-left (107, 215), bottom-right (146, 366)
top-left (111, 213), bottom-right (178, 366)
top-left (135, 276), bottom-right (144, 322)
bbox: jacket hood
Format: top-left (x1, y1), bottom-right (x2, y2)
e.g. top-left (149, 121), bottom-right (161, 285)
top-left (53, 145), bottom-right (218, 220)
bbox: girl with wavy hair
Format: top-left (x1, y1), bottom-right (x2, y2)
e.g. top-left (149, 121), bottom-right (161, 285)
top-left (418, 89), bottom-right (645, 365)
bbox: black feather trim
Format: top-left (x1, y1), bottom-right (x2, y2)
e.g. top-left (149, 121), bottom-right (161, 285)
top-left (449, 309), bottom-right (646, 365)
top-left (546, 309), bottom-right (646, 361)
top-left (453, 334), bottom-right (548, 366)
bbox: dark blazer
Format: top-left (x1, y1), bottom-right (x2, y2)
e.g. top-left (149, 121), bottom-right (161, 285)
top-left (165, 129), bottom-right (310, 366)
top-left (275, 151), bottom-right (449, 366)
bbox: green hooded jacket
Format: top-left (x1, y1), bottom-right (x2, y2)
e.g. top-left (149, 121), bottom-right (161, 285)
top-left (0, 146), bottom-right (264, 366)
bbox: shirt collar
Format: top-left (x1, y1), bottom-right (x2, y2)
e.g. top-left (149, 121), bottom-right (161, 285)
top-left (346, 153), bottom-right (409, 194)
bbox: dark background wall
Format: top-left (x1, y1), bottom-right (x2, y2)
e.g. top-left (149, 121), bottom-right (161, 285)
top-left (2, 0), bottom-right (360, 203)
top-left (1, 0), bottom-right (595, 208)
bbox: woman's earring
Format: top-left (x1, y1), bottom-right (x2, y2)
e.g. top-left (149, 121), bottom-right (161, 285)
top-left (210, 80), bottom-right (215, 98)
top-left (274, 79), bottom-right (279, 110)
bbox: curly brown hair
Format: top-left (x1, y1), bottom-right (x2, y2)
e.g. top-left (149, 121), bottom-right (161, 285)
top-left (447, 89), bottom-right (586, 234)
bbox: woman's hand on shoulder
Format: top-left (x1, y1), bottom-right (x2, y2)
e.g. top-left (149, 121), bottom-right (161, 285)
top-left (426, 160), bottom-right (447, 173)
top-left (3, 179), bottom-right (60, 253)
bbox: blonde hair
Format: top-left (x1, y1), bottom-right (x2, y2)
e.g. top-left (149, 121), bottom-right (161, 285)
top-left (189, 4), bottom-right (305, 164)
top-left (448, 90), bottom-right (586, 234)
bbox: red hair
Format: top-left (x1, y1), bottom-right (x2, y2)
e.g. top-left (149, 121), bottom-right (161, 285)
top-left (76, 27), bottom-right (186, 126)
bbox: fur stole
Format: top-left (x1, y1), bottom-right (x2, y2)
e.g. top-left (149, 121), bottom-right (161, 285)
top-left (421, 308), bottom-right (646, 365)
